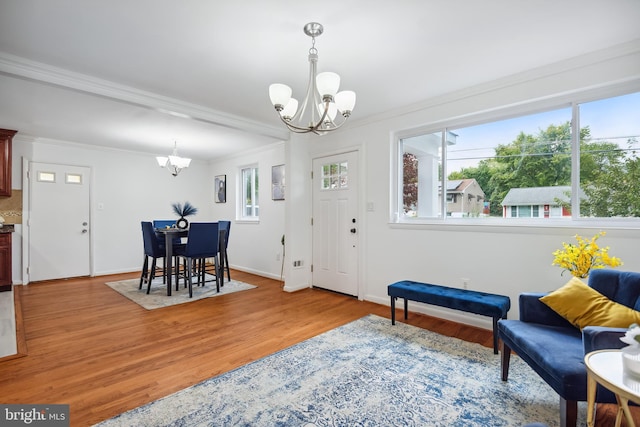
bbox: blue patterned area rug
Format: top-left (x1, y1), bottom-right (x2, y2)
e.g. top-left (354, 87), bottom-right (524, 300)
top-left (94, 314), bottom-right (582, 426)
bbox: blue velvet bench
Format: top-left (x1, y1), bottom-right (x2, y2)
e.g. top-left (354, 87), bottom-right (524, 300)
top-left (388, 280), bottom-right (511, 354)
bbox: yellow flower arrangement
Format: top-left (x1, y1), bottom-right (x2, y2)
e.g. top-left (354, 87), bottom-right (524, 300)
top-left (551, 231), bottom-right (623, 278)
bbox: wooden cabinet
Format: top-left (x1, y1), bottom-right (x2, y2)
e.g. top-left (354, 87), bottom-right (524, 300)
top-left (0, 129), bottom-right (16, 197)
top-left (0, 128), bottom-right (15, 291)
top-left (0, 231), bottom-right (12, 292)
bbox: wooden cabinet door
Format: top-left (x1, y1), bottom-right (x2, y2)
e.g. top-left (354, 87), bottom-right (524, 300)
top-left (0, 233), bottom-right (12, 291)
top-left (0, 129), bottom-right (16, 197)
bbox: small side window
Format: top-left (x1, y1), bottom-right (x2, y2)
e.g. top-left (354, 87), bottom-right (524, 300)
top-left (241, 166), bottom-right (259, 219)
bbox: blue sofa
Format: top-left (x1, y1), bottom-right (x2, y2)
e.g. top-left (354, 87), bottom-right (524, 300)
top-left (498, 269), bottom-right (640, 427)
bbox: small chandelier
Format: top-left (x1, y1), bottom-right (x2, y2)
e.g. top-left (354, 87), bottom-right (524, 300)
top-left (156, 141), bottom-right (192, 177)
top-left (269, 22), bottom-right (356, 135)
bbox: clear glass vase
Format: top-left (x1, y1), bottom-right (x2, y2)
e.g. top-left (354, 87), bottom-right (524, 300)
top-left (622, 345), bottom-right (640, 379)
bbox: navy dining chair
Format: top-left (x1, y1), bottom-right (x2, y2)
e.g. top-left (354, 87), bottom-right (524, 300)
top-left (202, 221), bottom-right (229, 285)
top-left (218, 220), bottom-right (231, 282)
top-left (174, 222), bottom-right (221, 297)
top-left (140, 221), bottom-right (167, 294)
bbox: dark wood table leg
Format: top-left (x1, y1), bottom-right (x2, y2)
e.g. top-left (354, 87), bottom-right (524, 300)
top-left (165, 232), bottom-right (173, 296)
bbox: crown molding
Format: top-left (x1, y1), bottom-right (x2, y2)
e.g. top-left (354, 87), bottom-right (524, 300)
top-left (0, 52), bottom-right (290, 141)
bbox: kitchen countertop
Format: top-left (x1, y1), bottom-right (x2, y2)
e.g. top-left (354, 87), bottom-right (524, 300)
top-left (0, 224), bottom-right (15, 233)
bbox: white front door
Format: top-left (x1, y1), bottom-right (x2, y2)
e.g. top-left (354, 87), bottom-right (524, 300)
top-left (312, 151), bottom-right (359, 296)
top-left (29, 162), bottom-right (91, 281)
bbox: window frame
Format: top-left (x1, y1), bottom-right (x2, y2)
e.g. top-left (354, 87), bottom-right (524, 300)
top-left (391, 83), bottom-right (640, 229)
top-left (238, 164), bottom-right (259, 222)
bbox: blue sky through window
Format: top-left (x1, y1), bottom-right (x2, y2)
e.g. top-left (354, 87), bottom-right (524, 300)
top-left (447, 91), bottom-right (639, 172)
top-left (581, 91), bottom-right (640, 139)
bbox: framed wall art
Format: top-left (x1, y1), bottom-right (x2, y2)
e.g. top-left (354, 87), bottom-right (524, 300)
top-left (271, 164), bottom-right (285, 201)
top-left (215, 175), bottom-right (226, 203)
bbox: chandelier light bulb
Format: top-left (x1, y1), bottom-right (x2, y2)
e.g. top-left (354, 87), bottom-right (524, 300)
top-left (281, 98), bottom-right (299, 120)
top-left (269, 84), bottom-right (292, 111)
top-left (156, 141), bottom-right (191, 176)
top-left (168, 155), bottom-right (191, 169)
top-left (335, 90), bottom-right (356, 116)
top-left (316, 72), bottom-right (340, 100)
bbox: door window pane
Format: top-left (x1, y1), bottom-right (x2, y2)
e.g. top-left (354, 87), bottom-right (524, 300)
top-left (321, 161), bottom-right (348, 190)
top-left (37, 171), bottom-right (56, 182)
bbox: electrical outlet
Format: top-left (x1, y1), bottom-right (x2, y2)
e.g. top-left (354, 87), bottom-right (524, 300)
top-left (462, 278), bottom-right (470, 289)
top-left (276, 252), bottom-right (281, 261)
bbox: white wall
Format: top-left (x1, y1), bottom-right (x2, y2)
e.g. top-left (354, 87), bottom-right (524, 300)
top-left (286, 41), bottom-right (640, 330)
top-left (282, 134), bottom-right (312, 292)
top-left (209, 142), bottom-right (286, 280)
top-left (12, 137), bottom-right (215, 281)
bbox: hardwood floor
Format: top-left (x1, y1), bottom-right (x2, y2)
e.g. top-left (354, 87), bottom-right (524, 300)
top-left (0, 270), bottom-right (632, 426)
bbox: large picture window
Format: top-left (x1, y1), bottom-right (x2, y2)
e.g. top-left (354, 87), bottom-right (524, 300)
top-left (398, 90), bottom-right (640, 222)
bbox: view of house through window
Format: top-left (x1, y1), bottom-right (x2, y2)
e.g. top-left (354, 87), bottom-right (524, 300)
top-left (241, 166), bottom-right (259, 219)
top-left (399, 91), bottom-right (640, 220)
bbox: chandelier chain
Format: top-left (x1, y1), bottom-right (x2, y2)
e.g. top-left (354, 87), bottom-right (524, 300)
top-left (309, 35), bottom-right (317, 55)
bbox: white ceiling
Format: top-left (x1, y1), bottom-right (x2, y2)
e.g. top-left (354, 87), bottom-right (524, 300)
top-left (1, 0), bottom-right (639, 161)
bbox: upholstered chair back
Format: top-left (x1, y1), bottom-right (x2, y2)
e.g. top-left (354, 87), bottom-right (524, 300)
top-left (589, 269), bottom-right (640, 311)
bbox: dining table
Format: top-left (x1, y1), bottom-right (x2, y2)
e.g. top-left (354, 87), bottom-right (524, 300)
top-left (155, 226), bottom-right (227, 296)
top-left (155, 227), bottom-right (188, 296)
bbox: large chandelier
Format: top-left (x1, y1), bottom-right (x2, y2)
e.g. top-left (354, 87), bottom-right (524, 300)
top-left (156, 141), bottom-right (192, 176)
top-left (269, 22), bottom-right (356, 135)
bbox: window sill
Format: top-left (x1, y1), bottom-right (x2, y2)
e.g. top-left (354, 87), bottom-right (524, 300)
top-left (235, 219), bottom-right (260, 224)
top-left (390, 217), bottom-right (640, 234)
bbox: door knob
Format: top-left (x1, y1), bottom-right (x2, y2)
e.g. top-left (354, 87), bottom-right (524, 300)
top-left (350, 228), bottom-right (357, 234)
top-left (82, 229), bottom-right (88, 234)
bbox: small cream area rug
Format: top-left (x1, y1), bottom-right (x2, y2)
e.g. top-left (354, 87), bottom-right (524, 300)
top-left (105, 276), bottom-right (256, 310)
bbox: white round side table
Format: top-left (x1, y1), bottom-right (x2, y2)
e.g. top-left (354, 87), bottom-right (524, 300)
top-left (585, 349), bottom-right (640, 427)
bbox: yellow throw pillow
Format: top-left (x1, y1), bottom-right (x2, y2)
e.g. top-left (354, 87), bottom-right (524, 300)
top-left (540, 276), bottom-right (640, 330)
